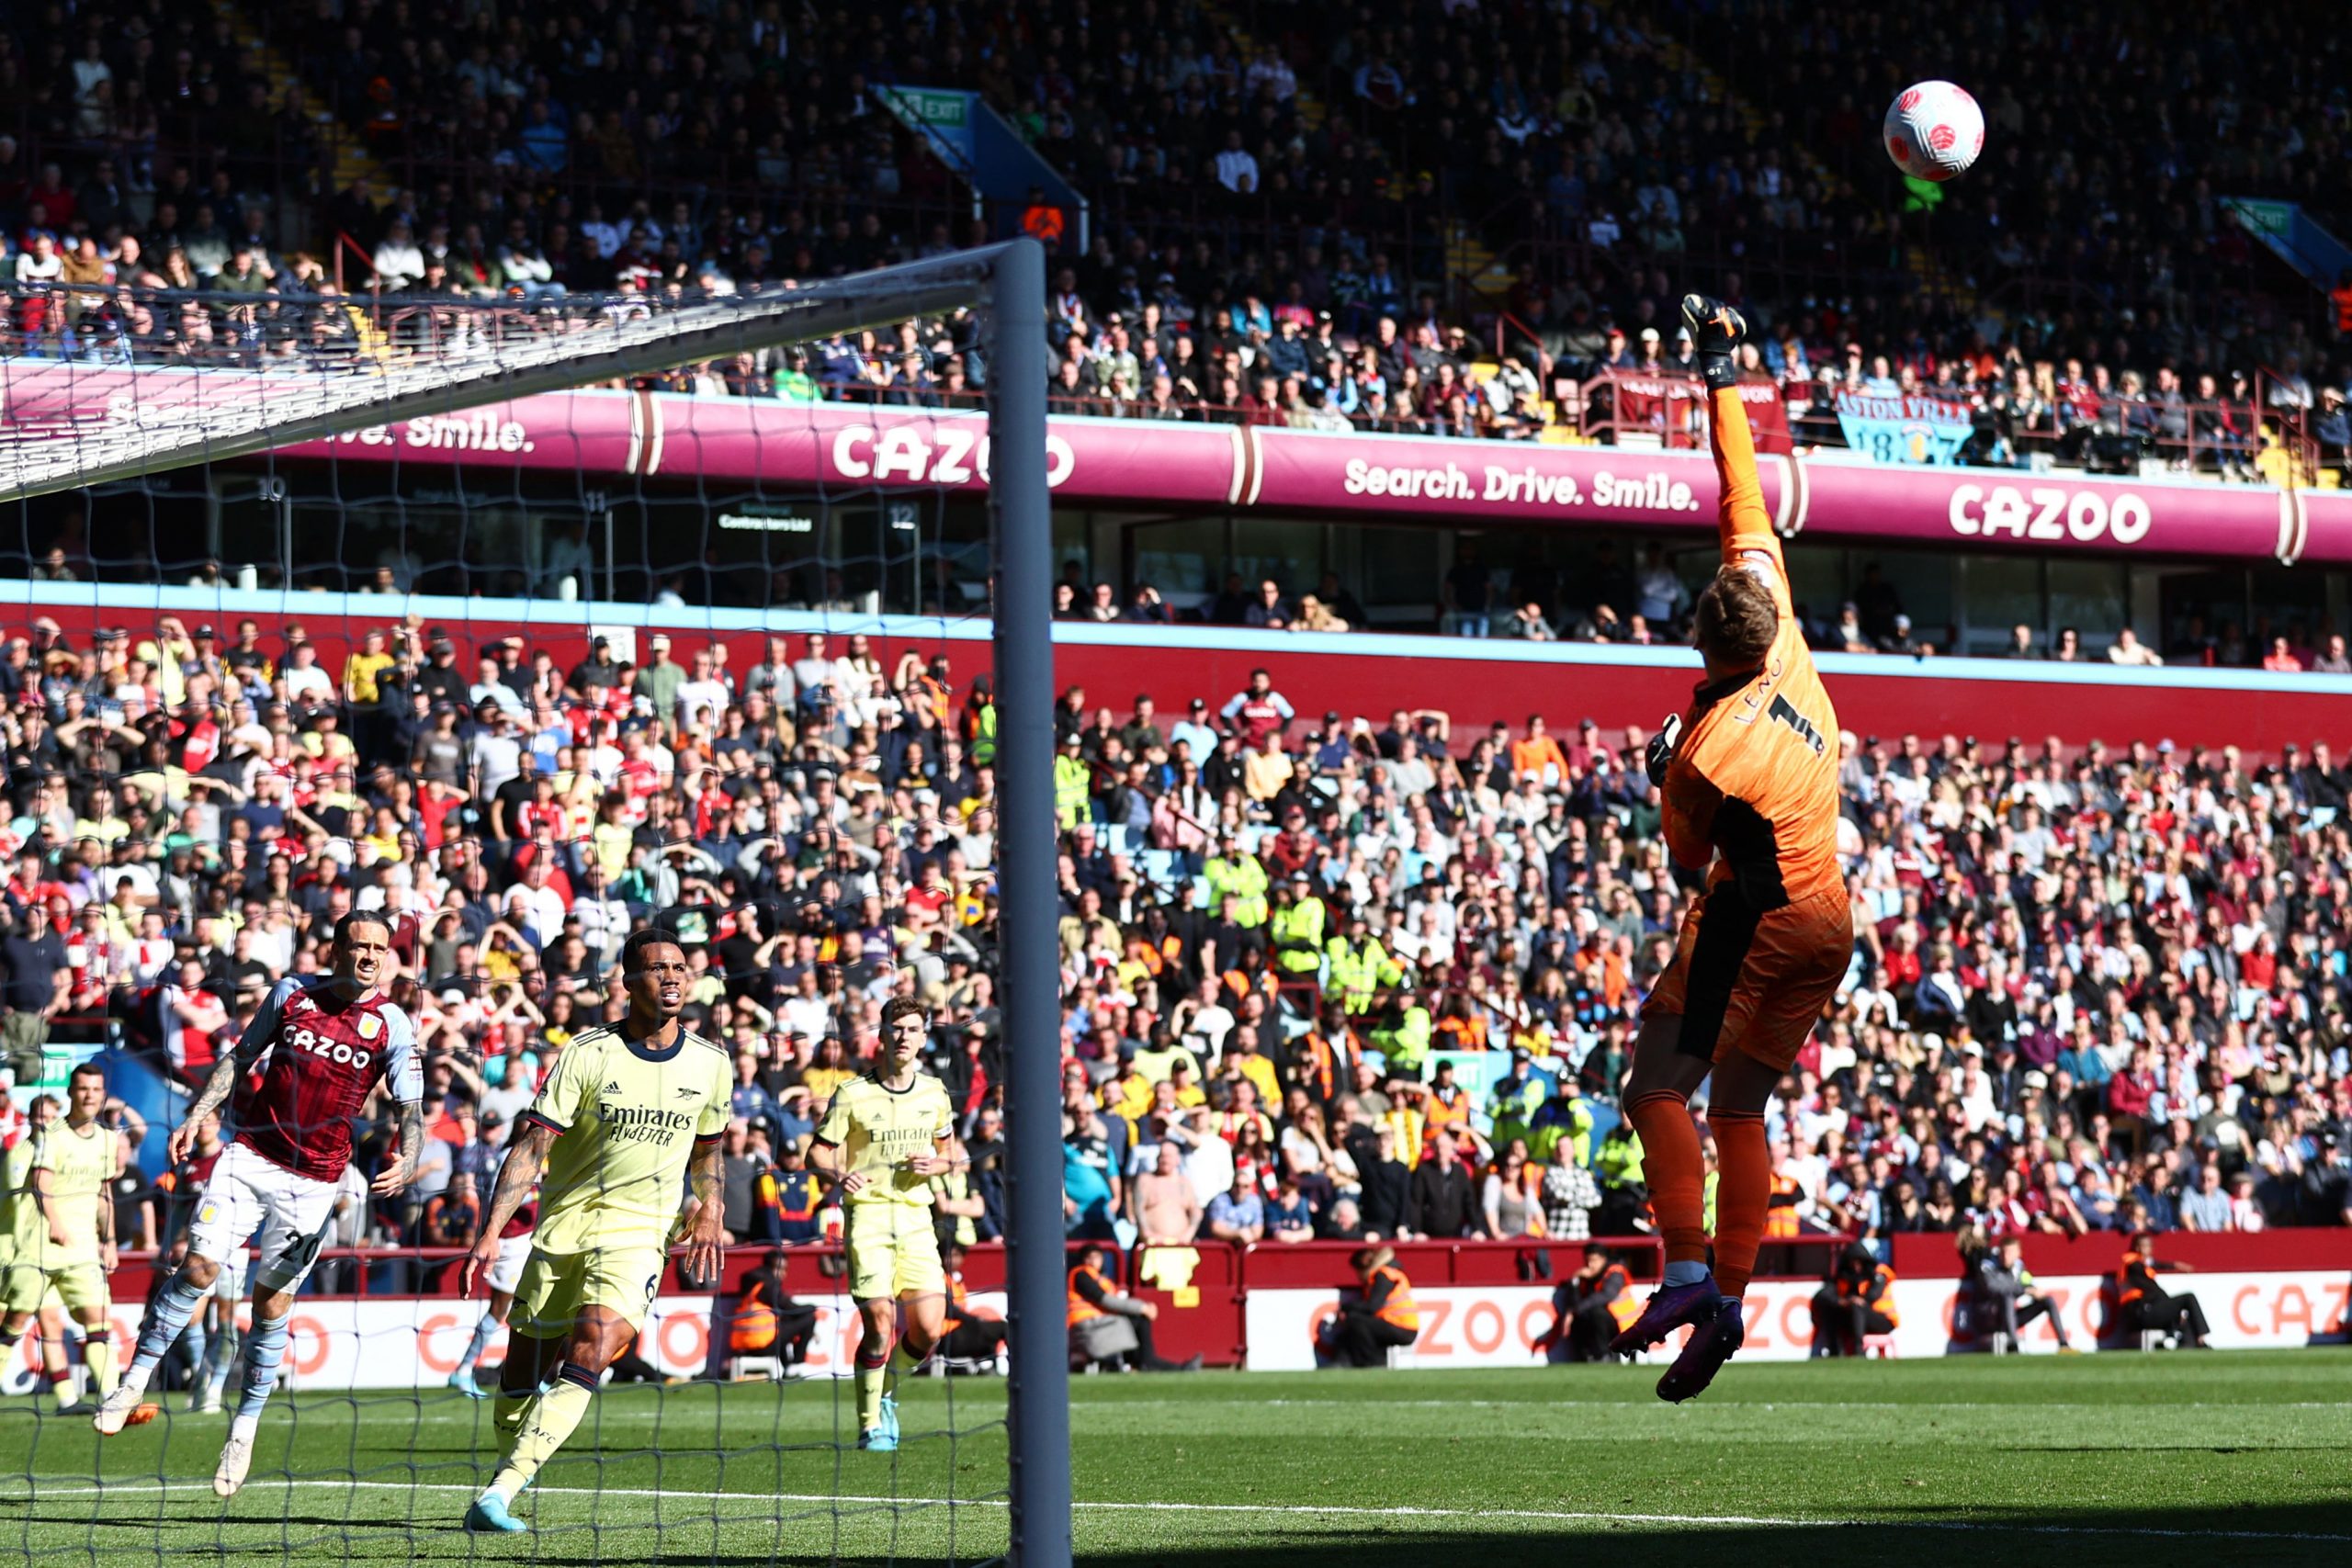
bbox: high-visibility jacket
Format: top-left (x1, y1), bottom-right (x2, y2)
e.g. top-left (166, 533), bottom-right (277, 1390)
top-left (1373, 1002), bottom-right (1430, 1073)
top-left (1269, 897), bottom-right (1326, 973)
top-left (1221, 967), bottom-right (1280, 1017)
top-left (1528, 1097), bottom-right (1594, 1168)
top-left (1487, 1077), bottom-right (1545, 1148)
top-left (1838, 1263), bottom-right (1900, 1326)
top-left (968, 700), bottom-right (998, 765)
top-left (1424, 1082), bottom-right (1474, 1141)
top-left (1369, 1264), bottom-right (1419, 1330)
top-left (1297, 1028), bottom-right (1350, 1101)
top-left (1204, 853), bottom-right (1269, 926)
top-left (2116, 1249), bottom-right (2150, 1307)
top-left (1067, 1264), bottom-right (1111, 1325)
top-left (1600, 1263), bottom-right (1644, 1331)
top-left (1594, 1129), bottom-right (1645, 1190)
top-left (729, 1277), bottom-right (782, 1352)
top-left (1022, 202), bottom-right (1067, 248)
top-left (1762, 1172), bottom-right (1804, 1237)
top-left (933, 1166), bottom-right (978, 1247)
top-left (1435, 1013), bottom-right (1487, 1053)
top-left (1323, 936), bottom-right (1400, 1011)
top-left (1053, 753), bottom-right (1092, 829)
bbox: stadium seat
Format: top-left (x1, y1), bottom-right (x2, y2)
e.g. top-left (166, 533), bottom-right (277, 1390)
top-left (1385, 1344), bottom-right (1418, 1370)
top-left (1984, 1331), bottom-right (2014, 1357)
top-left (2140, 1329), bottom-right (2171, 1351)
top-left (728, 1354), bottom-right (786, 1382)
top-left (1862, 1335), bottom-right (1897, 1359)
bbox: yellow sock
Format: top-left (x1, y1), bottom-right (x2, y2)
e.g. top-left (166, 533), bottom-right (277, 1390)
top-left (492, 1389), bottom-right (530, 1438)
top-left (855, 1358), bottom-right (888, 1430)
top-left (84, 1336), bottom-right (115, 1401)
top-left (487, 1372), bottom-right (594, 1505)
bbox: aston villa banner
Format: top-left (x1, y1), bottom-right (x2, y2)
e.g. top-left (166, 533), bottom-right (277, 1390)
top-left (1835, 390), bottom-right (1973, 464)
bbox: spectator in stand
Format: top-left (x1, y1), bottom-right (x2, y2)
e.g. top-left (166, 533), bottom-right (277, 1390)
top-left (1132, 1141), bottom-right (1204, 1245)
top-left (1409, 1129), bottom-right (1479, 1237)
top-left (2108, 627), bottom-right (2164, 668)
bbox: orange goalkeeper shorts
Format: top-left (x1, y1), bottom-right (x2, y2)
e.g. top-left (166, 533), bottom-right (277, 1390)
top-left (1645, 886), bottom-right (1852, 1072)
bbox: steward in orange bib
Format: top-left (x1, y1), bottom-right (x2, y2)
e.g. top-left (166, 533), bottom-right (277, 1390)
top-left (2114, 1230), bottom-right (2211, 1347)
top-left (1537, 1247), bottom-right (1646, 1363)
top-left (1809, 1241), bottom-right (1898, 1357)
top-left (727, 1253), bottom-right (818, 1369)
top-left (1068, 1243), bottom-right (1200, 1372)
top-left (1324, 1246), bottom-right (1420, 1368)
top-left (937, 1242), bottom-right (1010, 1367)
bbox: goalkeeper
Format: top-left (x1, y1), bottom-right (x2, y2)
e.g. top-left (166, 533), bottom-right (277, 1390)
top-left (1607, 293), bottom-right (1853, 1404)
top-left (808, 997), bottom-right (966, 1452)
top-left (458, 930), bottom-right (731, 1534)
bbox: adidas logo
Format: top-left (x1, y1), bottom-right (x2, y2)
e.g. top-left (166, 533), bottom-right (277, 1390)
top-left (605, 1081), bottom-right (624, 1094)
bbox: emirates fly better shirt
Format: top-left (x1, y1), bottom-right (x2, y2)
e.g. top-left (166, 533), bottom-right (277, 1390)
top-left (523, 1025), bottom-right (730, 1256)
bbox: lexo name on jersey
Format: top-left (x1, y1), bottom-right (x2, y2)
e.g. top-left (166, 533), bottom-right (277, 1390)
top-left (830, 423), bottom-right (1076, 489)
top-left (1947, 481), bottom-right (2154, 546)
top-left (288, 1025), bottom-right (372, 1070)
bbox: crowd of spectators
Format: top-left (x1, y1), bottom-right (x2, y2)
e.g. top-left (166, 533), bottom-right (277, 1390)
top-left (0, 610), bottom-right (2346, 1283)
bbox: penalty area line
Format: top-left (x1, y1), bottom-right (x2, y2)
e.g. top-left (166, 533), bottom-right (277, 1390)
top-left (13, 1479), bottom-right (2351, 1542)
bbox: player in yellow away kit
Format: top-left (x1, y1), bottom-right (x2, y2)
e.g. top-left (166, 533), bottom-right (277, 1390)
top-left (0, 1093), bottom-right (76, 1409)
top-left (3, 1065), bottom-right (125, 1416)
top-left (808, 996), bottom-right (966, 1453)
top-left (458, 930), bottom-right (729, 1534)
top-left (1610, 293), bottom-right (1854, 1405)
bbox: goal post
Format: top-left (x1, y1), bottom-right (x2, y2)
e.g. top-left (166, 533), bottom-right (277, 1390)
top-left (978, 237), bottom-right (1075, 1568)
top-left (0, 237), bottom-right (1070, 1567)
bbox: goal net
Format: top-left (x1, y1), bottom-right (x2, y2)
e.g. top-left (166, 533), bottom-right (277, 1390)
top-left (0, 244), bottom-right (1067, 1566)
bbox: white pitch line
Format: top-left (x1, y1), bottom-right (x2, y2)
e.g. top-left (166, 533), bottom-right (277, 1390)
top-left (14, 1478), bottom-right (2352, 1544)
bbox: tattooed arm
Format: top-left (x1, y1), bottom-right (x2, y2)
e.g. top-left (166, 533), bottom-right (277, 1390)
top-left (461, 1118), bottom-right (557, 1298)
top-left (680, 1134), bottom-right (728, 1282)
top-left (167, 981), bottom-right (289, 1166)
top-left (370, 1096), bottom-right (425, 1198)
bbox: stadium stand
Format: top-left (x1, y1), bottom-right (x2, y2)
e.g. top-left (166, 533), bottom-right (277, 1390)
top-left (4, 0), bottom-right (2349, 479)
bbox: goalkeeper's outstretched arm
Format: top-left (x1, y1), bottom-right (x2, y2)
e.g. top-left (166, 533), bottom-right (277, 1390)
top-left (1682, 292), bottom-right (1792, 614)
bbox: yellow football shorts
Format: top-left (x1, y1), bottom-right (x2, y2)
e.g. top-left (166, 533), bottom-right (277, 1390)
top-left (513, 1243), bottom-right (668, 1338)
top-left (0, 1255), bottom-right (49, 1317)
top-left (842, 1202), bottom-right (945, 1302)
top-left (4, 1255), bottom-right (100, 1319)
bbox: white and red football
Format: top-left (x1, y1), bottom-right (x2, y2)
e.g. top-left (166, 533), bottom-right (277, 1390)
top-left (1884, 80), bottom-right (1984, 182)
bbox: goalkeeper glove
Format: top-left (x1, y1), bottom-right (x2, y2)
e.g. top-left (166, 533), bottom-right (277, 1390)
top-left (1645, 713), bottom-right (1684, 787)
top-left (1679, 293), bottom-right (1747, 392)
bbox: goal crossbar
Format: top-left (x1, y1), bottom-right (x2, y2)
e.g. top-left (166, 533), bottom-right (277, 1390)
top-left (0, 247), bottom-right (1008, 502)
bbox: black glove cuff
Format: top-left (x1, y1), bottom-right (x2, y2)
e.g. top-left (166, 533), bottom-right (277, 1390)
top-left (1698, 354), bottom-right (1740, 392)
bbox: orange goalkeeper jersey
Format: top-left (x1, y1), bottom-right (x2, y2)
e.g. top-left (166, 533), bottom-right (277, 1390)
top-left (1661, 386), bottom-right (1844, 910)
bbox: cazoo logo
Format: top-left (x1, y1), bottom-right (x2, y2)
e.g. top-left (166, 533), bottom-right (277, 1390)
top-left (289, 1027), bottom-right (371, 1070)
top-left (830, 423), bottom-right (1075, 489)
top-left (1947, 482), bottom-right (2153, 546)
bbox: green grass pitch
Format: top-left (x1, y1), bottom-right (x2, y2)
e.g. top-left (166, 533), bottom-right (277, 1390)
top-left (2, 1351), bottom-right (2347, 1566)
